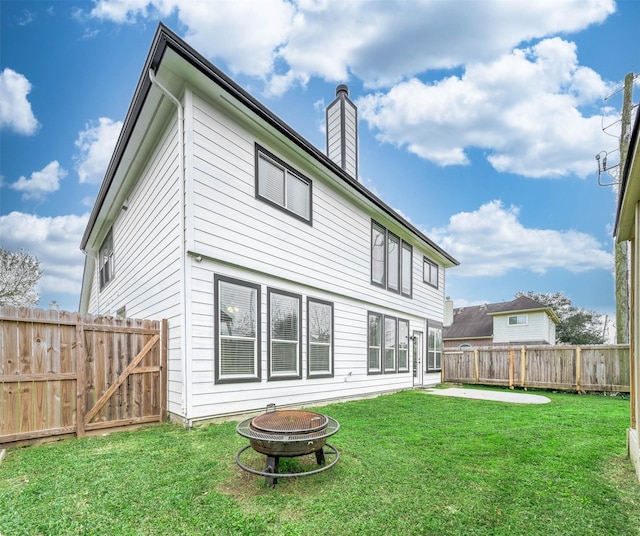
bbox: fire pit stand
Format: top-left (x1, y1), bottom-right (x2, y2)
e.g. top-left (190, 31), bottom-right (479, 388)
top-left (235, 405), bottom-right (340, 486)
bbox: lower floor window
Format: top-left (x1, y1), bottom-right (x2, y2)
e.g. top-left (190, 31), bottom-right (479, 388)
top-left (368, 312), bottom-right (410, 374)
top-left (268, 289), bottom-right (302, 380)
top-left (215, 276), bottom-right (261, 383)
top-left (308, 298), bottom-right (334, 377)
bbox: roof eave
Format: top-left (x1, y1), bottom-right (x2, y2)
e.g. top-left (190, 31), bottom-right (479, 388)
top-left (80, 23), bottom-right (458, 267)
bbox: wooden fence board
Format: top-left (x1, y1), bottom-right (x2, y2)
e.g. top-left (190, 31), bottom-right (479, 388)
top-left (0, 306), bottom-right (165, 446)
top-left (443, 345), bottom-right (630, 392)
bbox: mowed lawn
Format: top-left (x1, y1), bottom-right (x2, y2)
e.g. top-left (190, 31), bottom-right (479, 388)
top-left (1, 389), bottom-right (640, 535)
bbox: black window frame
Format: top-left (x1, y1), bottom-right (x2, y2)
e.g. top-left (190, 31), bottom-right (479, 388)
top-left (370, 220), bottom-right (413, 297)
top-left (214, 275), bottom-right (262, 384)
top-left (307, 297), bottom-right (334, 378)
top-left (255, 144), bottom-right (313, 225)
top-left (367, 311), bottom-right (383, 374)
top-left (423, 257), bottom-right (439, 289)
top-left (383, 315), bottom-right (398, 373)
top-left (99, 228), bottom-right (115, 291)
top-left (397, 318), bottom-right (410, 372)
top-left (267, 287), bottom-right (303, 381)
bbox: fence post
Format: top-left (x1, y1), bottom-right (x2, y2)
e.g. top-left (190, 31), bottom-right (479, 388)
top-left (160, 319), bottom-right (168, 422)
top-left (508, 347), bottom-right (514, 390)
top-left (520, 346), bottom-right (526, 389)
top-left (575, 346), bottom-right (582, 394)
top-left (75, 321), bottom-right (86, 437)
top-left (474, 349), bottom-right (479, 384)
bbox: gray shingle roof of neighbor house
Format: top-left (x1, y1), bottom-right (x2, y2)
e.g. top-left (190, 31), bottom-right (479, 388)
top-left (79, 23), bottom-right (459, 268)
top-left (443, 296), bottom-right (558, 339)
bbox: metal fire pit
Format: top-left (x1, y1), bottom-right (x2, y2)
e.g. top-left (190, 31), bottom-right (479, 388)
top-left (236, 404), bottom-right (340, 486)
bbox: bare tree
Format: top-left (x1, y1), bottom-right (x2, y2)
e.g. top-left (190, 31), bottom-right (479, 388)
top-left (0, 248), bottom-right (43, 307)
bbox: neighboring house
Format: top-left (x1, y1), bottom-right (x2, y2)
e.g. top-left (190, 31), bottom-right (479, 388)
top-left (78, 24), bottom-right (458, 425)
top-left (614, 104), bottom-right (640, 484)
top-left (443, 296), bottom-right (559, 351)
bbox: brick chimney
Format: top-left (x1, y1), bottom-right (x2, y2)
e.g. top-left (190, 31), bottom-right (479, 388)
top-left (326, 84), bottom-right (358, 179)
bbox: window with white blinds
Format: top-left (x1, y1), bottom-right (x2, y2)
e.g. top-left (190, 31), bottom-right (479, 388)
top-left (268, 289), bottom-right (302, 379)
top-left (384, 316), bottom-right (397, 372)
top-left (308, 298), bottom-right (333, 377)
top-left (256, 146), bottom-right (311, 223)
top-left (215, 276), bottom-right (260, 383)
top-left (368, 312), bottom-right (382, 373)
top-left (368, 312), bottom-right (409, 375)
top-left (398, 319), bottom-right (409, 372)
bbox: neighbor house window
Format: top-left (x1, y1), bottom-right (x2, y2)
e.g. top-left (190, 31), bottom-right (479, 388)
top-left (256, 145), bottom-right (311, 223)
top-left (508, 315), bottom-right (528, 326)
top-left (268, 289), bottom-right (302, 379)
top-left (398, 319), bottom-right (410, 372)
top-left (384, 316), bottom-right (397, 372)
top-left (308, 298), bottom-right (334, 377)
top-left (423, 258), bottom-right (438, 288)
top-left (99, 228), bottom-right (115, 290)
top-left (215, 276), bottom-right (261, 383)
top-left (368, 312), bottom-right (382, 373)
top-left (371, 220), bottom-right (412, 296)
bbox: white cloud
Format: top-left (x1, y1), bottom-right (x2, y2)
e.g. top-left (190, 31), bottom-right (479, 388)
top-left (358, 38), bottom-right (615, 178)
top-left (85, 0), bottom-right (614, 92)
top-left (0, 68), bottom-right (39, 135)
top-left (10, 161), bottom-right (67, 201)
top-left (88, 0), bottom-right (295, 80)
top-left (0, 212), bottom-right (89, 304)
top-left (430, 200), bottom-right (613, 276)
top-left (82, 1), bottom-right (617, 176)
top-left (75, 118), bottom-right (123, 184)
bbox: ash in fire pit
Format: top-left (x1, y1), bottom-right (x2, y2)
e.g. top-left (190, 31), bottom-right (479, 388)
top-left (236, 404), bottom-right (340, 486)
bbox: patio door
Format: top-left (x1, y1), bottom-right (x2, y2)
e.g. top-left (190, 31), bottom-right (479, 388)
top-left (427, 326), bottom-right (442, 372)
top-left (412, 330), bottom-right (423, 386)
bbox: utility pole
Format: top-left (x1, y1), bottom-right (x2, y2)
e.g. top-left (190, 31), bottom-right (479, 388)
top-left (615, 73), bottom-right (634, 344)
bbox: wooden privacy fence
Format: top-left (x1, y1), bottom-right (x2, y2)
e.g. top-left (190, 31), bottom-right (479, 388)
top-left (0, 306), bottom-right (167, 447)
top-left (443, 345), bottom-right (630, 392)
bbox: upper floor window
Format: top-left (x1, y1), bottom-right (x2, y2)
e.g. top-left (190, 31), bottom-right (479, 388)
top-left (268, 288), bottom-right (302, 380)
top-left (423, 257), bottom-right (438, 288)
top-left (215, 276), bottom-right (261, 383)
top-left (371, 221), bottom-right (412, 297)
top-left (99, 228), bottom-right (114, 290)
top-left (308, 298), bottom-right (334, 377)
top-left (508, 315), bottom-right (528, 326)
top-left (256, 145), bottom-right (311, 223)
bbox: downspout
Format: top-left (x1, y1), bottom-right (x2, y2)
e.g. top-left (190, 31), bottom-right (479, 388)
top-left (148, 68), bottom-right (189, 423)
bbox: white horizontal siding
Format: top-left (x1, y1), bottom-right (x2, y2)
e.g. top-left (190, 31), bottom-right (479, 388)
top-left (493, 311), bottom-right (547, 343)
top-left (189, 93), bottom-right (442, 321)
top-left (87, 116), bottom-right (184, 416)
top-left (185, 259), bottom-right (425, 421)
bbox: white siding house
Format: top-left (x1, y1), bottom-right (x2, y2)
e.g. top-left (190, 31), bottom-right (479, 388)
top-left (443, 296), bottom-right (559, 350)
top-left (79, 25), bottom-right (458, 425)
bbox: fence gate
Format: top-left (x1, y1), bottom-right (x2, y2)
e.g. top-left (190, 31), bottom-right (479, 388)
top-left (0, 306), bottom-right (167, 447)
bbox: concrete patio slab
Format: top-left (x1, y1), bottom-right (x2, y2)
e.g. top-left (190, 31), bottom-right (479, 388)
top-left (424, 387), bottom-right (550, 404)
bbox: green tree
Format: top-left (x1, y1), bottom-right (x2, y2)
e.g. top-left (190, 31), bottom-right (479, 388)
top-left (515, 291), bottom-right (605, 345)
top-left (0, 248), bottom-right (43, 307)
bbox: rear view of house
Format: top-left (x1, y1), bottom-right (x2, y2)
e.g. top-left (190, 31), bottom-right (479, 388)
top-left (79, 24), bottom-right (457, 425)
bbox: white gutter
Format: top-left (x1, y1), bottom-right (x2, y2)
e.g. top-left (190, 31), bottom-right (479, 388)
top-left (148, 68), bottom-right (189, 422)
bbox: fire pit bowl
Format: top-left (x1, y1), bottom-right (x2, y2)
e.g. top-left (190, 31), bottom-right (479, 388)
top-left (235, 405), bottom-right (340, 486)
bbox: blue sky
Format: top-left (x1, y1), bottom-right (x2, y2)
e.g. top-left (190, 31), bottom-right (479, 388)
top-left (1, 0), bottom-right (638, 341)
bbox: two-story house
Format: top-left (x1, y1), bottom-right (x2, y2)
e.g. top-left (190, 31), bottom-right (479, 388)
top-left (443, 296), bottom-right (559, 352)
top-left (79, 24), bottom-right (458, 426)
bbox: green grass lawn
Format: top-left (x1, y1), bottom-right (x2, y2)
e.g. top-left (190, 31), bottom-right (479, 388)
top-left (1, 389), bottom-right (640, 535)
